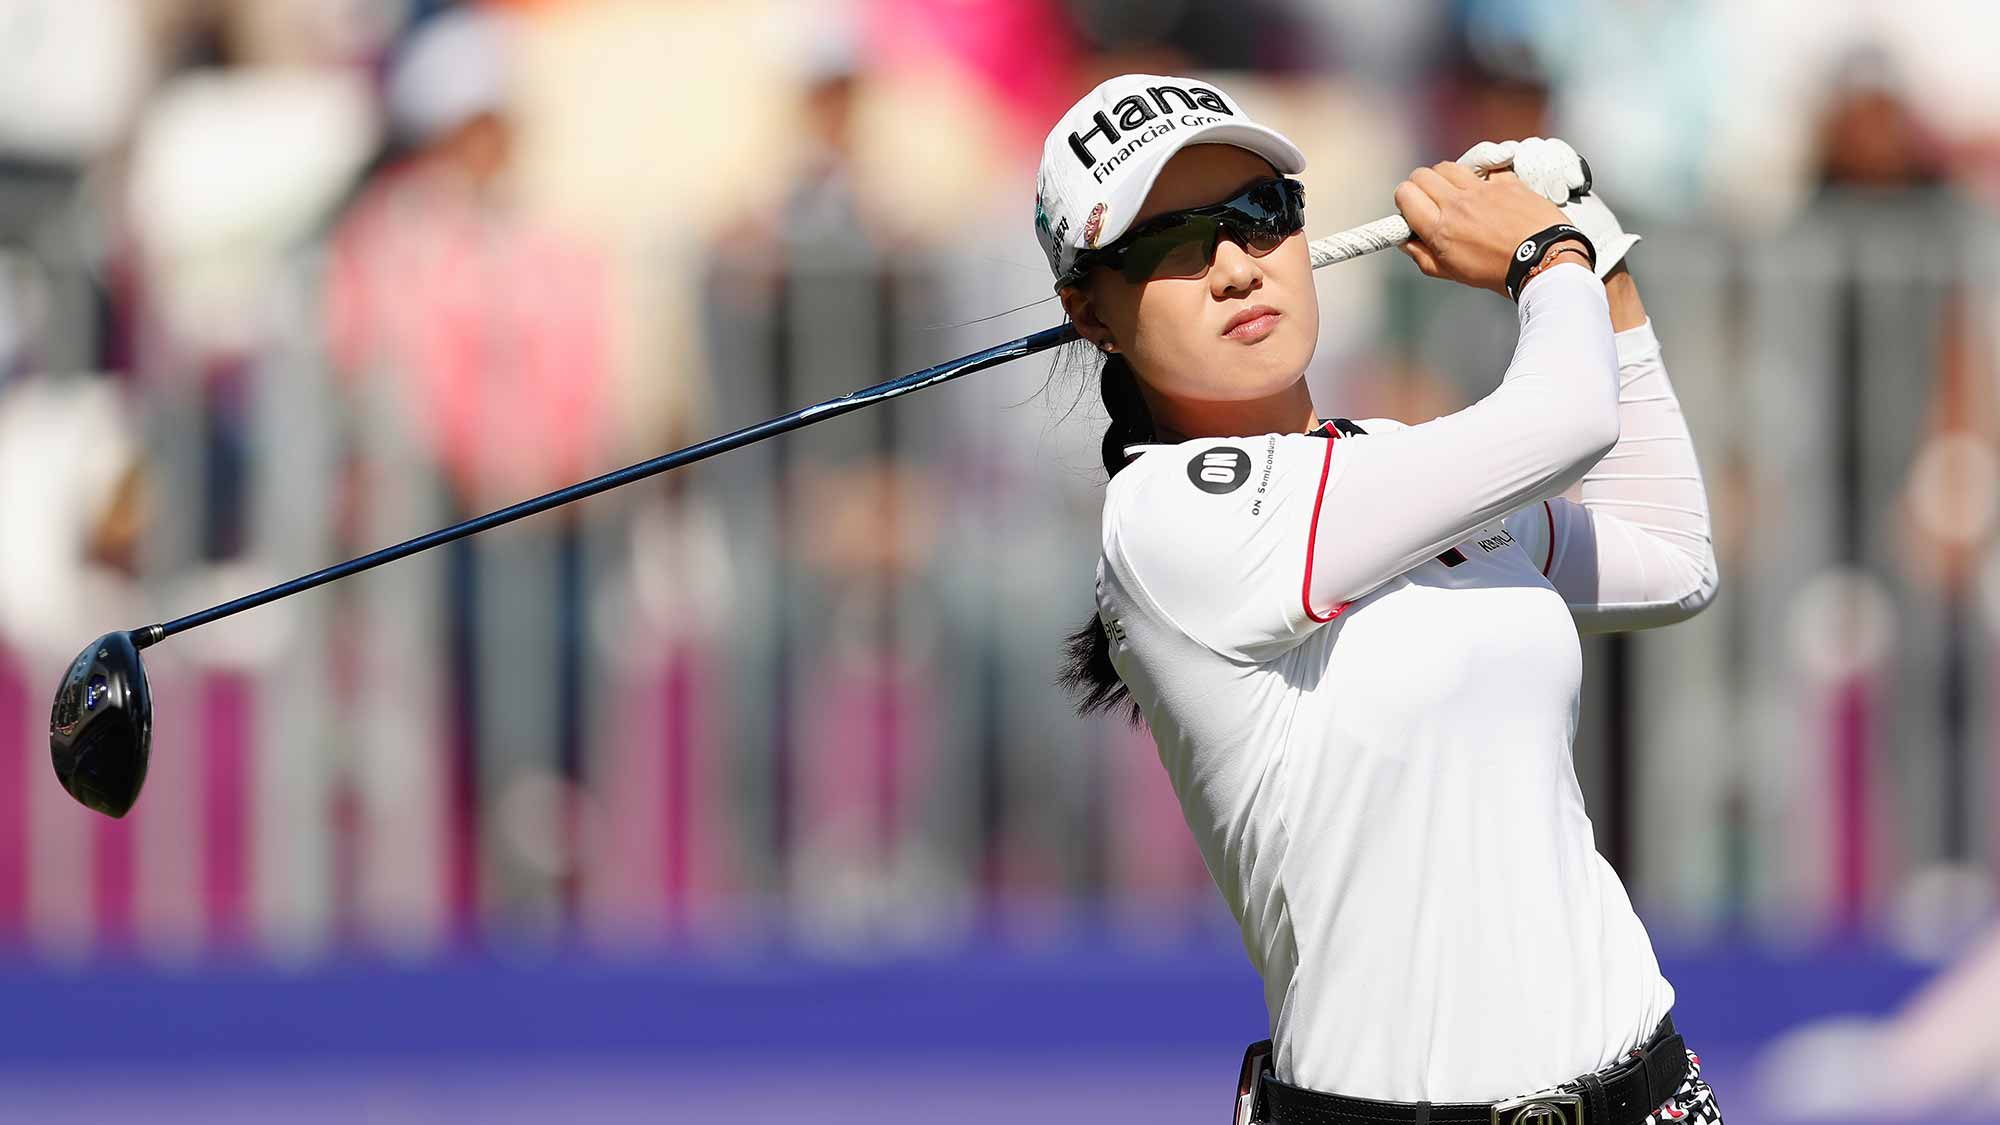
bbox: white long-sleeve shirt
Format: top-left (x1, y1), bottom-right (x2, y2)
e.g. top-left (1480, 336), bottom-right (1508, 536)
top-left (1095, 263), bottom-right (1717, 1102)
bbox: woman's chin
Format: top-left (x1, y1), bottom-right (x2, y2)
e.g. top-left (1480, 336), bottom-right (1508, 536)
top-left (1203, 344), bottom-right (1312, 399)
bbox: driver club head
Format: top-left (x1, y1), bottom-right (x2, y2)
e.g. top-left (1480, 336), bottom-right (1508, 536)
top-left (49, 631), bottom-right (153, 818)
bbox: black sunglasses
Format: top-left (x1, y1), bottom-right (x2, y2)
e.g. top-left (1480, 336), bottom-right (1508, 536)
top-left (1059, 177), bottom-right (1305, 289)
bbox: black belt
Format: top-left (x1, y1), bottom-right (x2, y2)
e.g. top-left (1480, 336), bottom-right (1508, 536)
top-left (1248, 1016), bottom-right (1686, 1125)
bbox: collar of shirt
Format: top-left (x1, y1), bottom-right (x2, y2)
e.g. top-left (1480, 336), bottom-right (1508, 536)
top-left (1121, 419), bottom-right (1346, 463)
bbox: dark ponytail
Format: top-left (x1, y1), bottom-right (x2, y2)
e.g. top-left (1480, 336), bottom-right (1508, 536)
top-left (1057, 349), bottom-right (1152, 725)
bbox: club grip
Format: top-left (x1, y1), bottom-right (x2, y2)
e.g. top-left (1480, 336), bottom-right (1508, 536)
top-left (1307, 215), bottom-right (1412, 268)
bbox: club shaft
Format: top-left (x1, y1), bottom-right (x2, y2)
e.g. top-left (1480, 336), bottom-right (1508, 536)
top-left (132, 211), bottom-right (1412, 650)
top-left (137, 323), bottom-right (1081, 648)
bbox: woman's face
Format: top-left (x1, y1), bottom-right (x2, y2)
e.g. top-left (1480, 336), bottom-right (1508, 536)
top-left (1063, 144), bottom-right (1319, 406)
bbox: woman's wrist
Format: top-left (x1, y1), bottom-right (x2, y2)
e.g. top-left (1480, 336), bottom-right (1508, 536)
top-left (1543, 242), bottom-right (1592, 267)
top-left (1503, 224), bottom-right (1596, 301)
top-left (1603, 263), bottom-right (1647, 332)
top-left (1515, 243), bottom-right (1594, 298)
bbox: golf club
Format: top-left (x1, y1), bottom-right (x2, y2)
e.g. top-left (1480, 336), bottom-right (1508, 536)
top-left (48, 213), bottom-right (1414, 818)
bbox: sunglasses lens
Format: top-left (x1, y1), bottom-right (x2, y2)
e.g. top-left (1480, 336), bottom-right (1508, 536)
top-left (1120, 219), bottom-right (1219, 283)
top-left (1235, 181), bottom-right (1299, 254)
top-left (1088, 179), bottom-right (1302, 286)
top-left (1241, 221), bottom-right (1288, 254)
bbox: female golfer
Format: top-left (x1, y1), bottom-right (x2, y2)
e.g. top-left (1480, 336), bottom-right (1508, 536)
top-left (1039, 76), bottom-right (1721, 1124)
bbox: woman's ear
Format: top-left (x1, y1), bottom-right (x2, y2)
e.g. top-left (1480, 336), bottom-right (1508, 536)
top-left (1059, 286), bottom-right (1118, 353)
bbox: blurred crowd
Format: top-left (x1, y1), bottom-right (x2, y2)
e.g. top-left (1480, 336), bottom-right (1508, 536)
top-left (1, 1), bottom-right (1999, 1050)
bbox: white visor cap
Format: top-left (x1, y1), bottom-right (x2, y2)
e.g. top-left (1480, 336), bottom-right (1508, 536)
top-left (1034, 74), bottom-right (1306, 282)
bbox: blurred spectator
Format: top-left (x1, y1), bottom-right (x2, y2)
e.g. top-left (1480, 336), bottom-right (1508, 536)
top-left (325, 6), bottom-right (616, 929)
top-left (698, 35), bottom-right (973, 938)
top-left (0, 0), bottom-right (152, 164)
top-left (1811, 51), bottom-right (1947, 196)
top-left (1428, 36), bottom-right (1552, 161)
top-left (1064, 0), bottom-right (1319, 72)
top-left (119, 16), bottom-right (376, 581)
top-left (1747, 52), bottom-right (1999, 939)
top-left (328, 7), bottom-right (610, 509)
top-left (0, 371), bottom-right (146, 662)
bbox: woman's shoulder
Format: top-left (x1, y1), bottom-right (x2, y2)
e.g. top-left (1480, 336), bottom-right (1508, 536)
top-left (1101, 429), bottom-right (1306, 541)
top-left (1101, 434), bottom-right (1262, 516)
top-left (1103, 420), bottom-right (1403, 511)
top-left (1099, 418), bottom-right (1413, 555)
top-left (1097, 428), bottom-right (1356, 663)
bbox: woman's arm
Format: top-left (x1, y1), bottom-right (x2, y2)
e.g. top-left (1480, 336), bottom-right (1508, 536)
top-left (1508, 267), bottom-right (1719, 630)
top-left (1106, 170), bottom-right (1625, 661)
top-left (1299, 262), bottom-right (1621, 613)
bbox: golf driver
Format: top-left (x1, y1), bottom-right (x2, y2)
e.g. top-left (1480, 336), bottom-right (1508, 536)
top-left (48, 212), bottom-right (1415, 818)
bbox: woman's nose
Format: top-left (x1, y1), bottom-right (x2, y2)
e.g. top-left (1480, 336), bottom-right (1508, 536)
top-left (1209, 236), bottom-right (1261, 295)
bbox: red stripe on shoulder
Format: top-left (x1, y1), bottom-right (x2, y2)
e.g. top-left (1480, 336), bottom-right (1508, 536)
top-left (1540, 499), bottom-right (1556, 577)
top-left (1302, 433), bottom-right (1349, 623)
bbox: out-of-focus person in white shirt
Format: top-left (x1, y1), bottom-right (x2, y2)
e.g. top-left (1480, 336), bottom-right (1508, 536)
top-left (0, 371), bottom-right (147, 663)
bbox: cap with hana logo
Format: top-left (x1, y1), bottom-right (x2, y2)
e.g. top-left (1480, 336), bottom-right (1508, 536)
top-left (1034, 74), bottom-right (1306, 281)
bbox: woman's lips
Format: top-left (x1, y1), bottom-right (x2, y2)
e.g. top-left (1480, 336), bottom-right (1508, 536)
top-left (1222, 305), bottom-right (1281, 342)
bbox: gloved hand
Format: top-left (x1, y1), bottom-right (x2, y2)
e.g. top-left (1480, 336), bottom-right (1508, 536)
top-left (1456, 137), bottom-right (1640, 277)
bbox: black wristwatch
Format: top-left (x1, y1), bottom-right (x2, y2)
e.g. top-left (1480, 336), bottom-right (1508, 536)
top-left (1504, 224), bottom-right (1596, 301)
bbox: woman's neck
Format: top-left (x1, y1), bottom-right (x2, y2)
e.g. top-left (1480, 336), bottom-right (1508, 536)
top-left (1143, 378), bottom-right (1321, 442)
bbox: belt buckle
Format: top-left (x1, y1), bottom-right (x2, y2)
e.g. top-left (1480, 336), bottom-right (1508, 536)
top-left (1233, 1040), bottom-right (1271, 1125)
top-left (1491, 1093), bottom-right (1584, 1125)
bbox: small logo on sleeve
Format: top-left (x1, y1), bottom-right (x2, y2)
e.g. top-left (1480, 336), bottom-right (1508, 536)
top-left (1187, 447), bottom-right (1251, 494)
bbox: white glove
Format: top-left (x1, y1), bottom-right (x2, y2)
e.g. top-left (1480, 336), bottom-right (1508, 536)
top-left (1456, 137), bottom-right (1640, 277)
